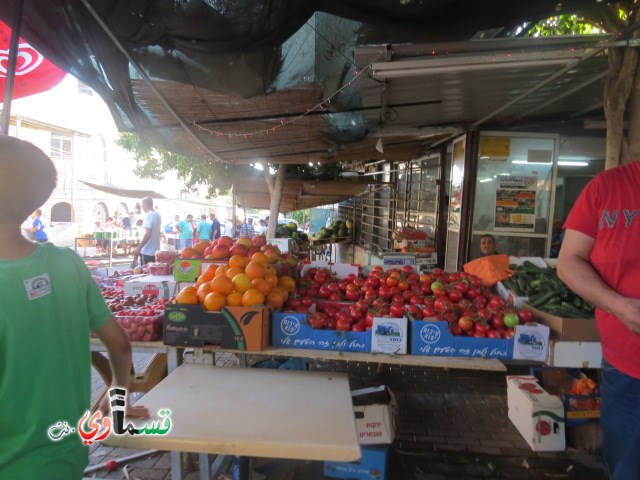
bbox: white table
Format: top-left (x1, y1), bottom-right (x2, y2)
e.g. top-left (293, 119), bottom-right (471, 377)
top-left (105, 363), bottom-right (360, 479)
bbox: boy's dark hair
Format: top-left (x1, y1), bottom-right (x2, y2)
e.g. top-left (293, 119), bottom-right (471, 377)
top-left (0, 136), bottom-right (57, 223)
top-left (480, 234), bottom-right (496, 241)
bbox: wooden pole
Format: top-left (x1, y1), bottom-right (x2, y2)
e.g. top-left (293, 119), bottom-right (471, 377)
top-left (267, 164), bottom-right (286, 238)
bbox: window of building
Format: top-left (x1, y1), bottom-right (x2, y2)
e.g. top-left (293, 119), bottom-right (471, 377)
top-left (51, 202), bottom-right (72, 222)
top-left (50, 135), bottom-right (72, 160)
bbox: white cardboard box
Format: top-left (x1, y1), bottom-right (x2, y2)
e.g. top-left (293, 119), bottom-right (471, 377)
top-left (351, 386), bottom-right (397, 445)
top-left (266, 237), bottom-right (293, 252)
top-left (507, 375), bottom-right (566, 451)
top-left (123, 275), bottom-right (178, 299)
top-left (371, 316), bottom-right (408, 354)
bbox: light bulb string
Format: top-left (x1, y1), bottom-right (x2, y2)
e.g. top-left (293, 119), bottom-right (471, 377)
top-left (187, 53), bottom-right (384, 139)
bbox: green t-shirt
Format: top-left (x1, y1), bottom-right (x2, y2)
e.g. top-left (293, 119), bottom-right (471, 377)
top-left (176, 220), bottom-right (194, 240)
top-left (0, 243), bottom-right (111, 479)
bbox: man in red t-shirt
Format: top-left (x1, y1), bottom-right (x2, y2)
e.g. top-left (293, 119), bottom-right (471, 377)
top-left (557, 161), bottom-right (640, 480)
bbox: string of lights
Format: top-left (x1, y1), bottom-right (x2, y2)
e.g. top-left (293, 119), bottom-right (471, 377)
top-left (188, 53), bottom-right (384, 140)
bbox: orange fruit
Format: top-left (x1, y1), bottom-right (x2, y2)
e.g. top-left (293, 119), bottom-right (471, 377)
top-left (181, 247), bottom-right (198, 259)
top-left (251, 252), bottom-right (269, 266)
top-left (245, 261), bottom-right (266, 280)
top-left (271, 286), bottom-right (289, 302)
top-left (229, 255), bottom-right (248, 270)
top-left (215, 265), bottom-right (229, 277)
top-left (201, 263), bottom-right (218, 279)
top-left (242, 288), bottom-right (265, 307)
top-left (266, 288), bottom-right (286, 309)
top-left (203, 292), bottom-right (226, 311)
top-left (225, 291), bottom-right (244, 306)
top-left (193, 240), bottom-right (211, 255)
top-left (210, 275), bottom-right (234, 295)
top-left (176, 286), bottom-right (198, 304)
top-left (251, 278), bottom-right (271, 296)
top-left (232, 273), bottom-right (253, 293)
top-left (196, 283), bottom-right (213, 304)
top-left (264, 273), bottom-right (278, 288)
top-left (265, 265), bottom-right (277, 276)
top-left (277, 275), bottom-right (296, 292)
top-left (225, 267), bottom-right (244, 279)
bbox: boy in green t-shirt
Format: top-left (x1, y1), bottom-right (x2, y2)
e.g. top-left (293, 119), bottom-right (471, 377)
top-left (0, 136), bottom-right (148, 479)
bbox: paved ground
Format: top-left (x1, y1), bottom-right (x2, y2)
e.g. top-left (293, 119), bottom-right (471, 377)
top-left (86, 353), bottom-right (608, 480)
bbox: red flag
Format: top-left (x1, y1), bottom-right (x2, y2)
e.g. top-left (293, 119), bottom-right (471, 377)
top-left (0, 20), bottom-right (66, 102)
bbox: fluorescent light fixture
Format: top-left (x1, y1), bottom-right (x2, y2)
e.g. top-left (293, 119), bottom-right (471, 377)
top-left (372, 55), bottom-right (579, 80)
top-left (479, 178), bottom-right (493, 183)
top-left (558, 161), bottom-right (589, 166)
top-left (512, 160), bottom-right (552, 165)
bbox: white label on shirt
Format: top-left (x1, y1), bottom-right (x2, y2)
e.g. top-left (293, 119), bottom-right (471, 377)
top-left (24, 273), bottom-right (52, 300)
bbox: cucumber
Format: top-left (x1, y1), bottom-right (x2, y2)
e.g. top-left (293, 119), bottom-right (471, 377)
top-left (560, 301), bottom-right (595, 319)
top-left (528, 290), bottom-right (560, 308)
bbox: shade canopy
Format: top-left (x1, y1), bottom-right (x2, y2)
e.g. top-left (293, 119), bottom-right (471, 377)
top-left (79, 180), bottom-right (167, 200)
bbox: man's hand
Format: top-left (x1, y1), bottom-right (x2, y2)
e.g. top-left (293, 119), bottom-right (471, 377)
top-left (98, 393), bottom-right (150, 418)
top-left (610, 297), bottom-right (640, 335)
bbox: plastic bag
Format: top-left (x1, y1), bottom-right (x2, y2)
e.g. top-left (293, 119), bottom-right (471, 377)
top-left (463, 254), bottom-right (512, 287)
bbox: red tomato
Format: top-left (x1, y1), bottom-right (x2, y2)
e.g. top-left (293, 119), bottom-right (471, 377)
top-left (517, 309), bottom-right (534, 323)
top-left (390, 303), bottom-right (405, 318)
top-left (458, 316), bottom-right (474, 331)
top-left (336, 319), bottom-right (351, 331)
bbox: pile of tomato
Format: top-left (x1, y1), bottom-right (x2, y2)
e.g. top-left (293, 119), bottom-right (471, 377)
top-left (284, 265), bottom-right (533, 337)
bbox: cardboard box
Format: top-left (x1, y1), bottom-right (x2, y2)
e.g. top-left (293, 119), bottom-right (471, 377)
top-left (523, 304), bottom-right (599, 342)
top-left (351, 386), bottom-right (397, 445)
top-left (381, 253), bottom-right (416, 266)
top-left (371, 317), bottom-right (408, 355)
top-left (507, 375), bottom-right (566, 451)
top-left (173, 259), bottom-right (203, 282)
top-left (266, 237), bottom-right (292, 252)
top-left (272, 309), bottom-right (370, 353)
top-left (410, 319), bottom-right (549, 361)
top-left (531, 367), bottom-right (601, 424)
top-left (548, 340), bottom-right (602, 369)
top-left (497, 257), bottom-right (548, 308)
top-left (123, 275), bottom-right (178, 299)
top-left (567, 422), bottom-right (602, 451)
top-left (163, 304), bottom-right (270, 351)
top-left (324, 446), bottom-right (387, 480)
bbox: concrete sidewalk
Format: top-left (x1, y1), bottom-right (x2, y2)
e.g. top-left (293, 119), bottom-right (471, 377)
top-left (87, 355), bottom-right (608, 479)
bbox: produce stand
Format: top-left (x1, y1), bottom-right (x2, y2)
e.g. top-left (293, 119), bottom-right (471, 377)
top-left (309, 236), bottom-right (353, 263)
top-left (103, 363), bottom-right (360, 480)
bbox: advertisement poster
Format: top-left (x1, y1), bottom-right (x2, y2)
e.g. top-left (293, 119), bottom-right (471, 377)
top-left (494, 176), bottom-right (537, 231)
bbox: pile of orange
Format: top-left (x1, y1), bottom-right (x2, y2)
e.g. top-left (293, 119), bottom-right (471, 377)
top-left (175, 251), bottom-right (296, 311)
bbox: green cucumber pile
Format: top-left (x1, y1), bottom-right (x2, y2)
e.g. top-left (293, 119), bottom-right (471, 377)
top-left (503, 261), bottom-right (594, 319)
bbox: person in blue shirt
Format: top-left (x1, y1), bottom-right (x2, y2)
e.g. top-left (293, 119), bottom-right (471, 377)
top-left (175, 214), bottom-right (195, 250)
top-left (239, 218), bottom-right (255, 237)
top-left (196, 214), bottom-right (213, 241)
top-left (23, 209), bottom-right (48, 242)
top-left (209, 213), bottom-right (221, 240)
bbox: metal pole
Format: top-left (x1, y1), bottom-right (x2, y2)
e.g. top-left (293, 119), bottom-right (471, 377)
top-left (0, 0), bottom-right (26, 135)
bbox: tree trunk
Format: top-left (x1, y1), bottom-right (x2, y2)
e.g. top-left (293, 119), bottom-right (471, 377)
top-left (267, 164), bottom-right (286, 238)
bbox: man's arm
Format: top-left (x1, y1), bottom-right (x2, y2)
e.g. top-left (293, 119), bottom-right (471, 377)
top-left (557, 229), bottom-right (640, 334)
top-left (94, 318), bottom-right (149, 417)
top-left (134, 227), bottom-right (152, 255)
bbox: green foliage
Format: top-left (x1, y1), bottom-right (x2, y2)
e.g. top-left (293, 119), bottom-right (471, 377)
top-left (116, 132), bottom-right (255, 197)
top-left (290, 209), bottom-right (310, 225)
top-left (285, 162), bottom-right (344, 180)
top-left (527, 14), bottom-right (603, 37)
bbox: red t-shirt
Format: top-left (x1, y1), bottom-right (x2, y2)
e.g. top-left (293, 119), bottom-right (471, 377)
top-left (564, 161), bottom-right (640, 378)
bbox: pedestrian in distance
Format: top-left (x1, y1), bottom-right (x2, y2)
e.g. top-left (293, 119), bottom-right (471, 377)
top-left (209, 213), bottom-right (221, 240)
top-left (0, 136), bottom-right (148, 480)
top-left (196, 214), bottom-right (213, 241)
top-left (133, 196), bottom-right (162, 266)
top-left (23, 208), bottom-right (48, 243)
top-left (175, 214), bottom-right (195, 250)
top-left (557, 160), bottom-right (640, 480)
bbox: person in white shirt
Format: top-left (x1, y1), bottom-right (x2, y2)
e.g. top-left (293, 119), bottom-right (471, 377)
top-left (133, 197), bottom-right (161, 265)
